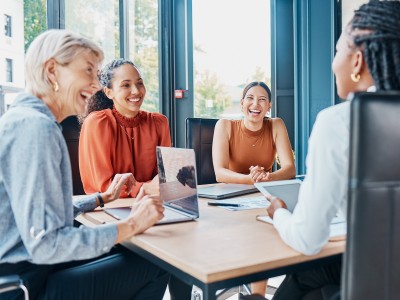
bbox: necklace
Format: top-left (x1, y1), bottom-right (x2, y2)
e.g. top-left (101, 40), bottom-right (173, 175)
top-left (122, 126), bottom-right (135, 140)
top-left (241, 119), bottom-right (265, 147)
top-left (250, 129), bottom-right (264, 147)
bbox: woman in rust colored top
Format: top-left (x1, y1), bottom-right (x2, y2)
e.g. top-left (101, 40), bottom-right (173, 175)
top-left (79, 59), bottom-right (172, 198)
top-left (79, 59), bottom-right (192, 300)
top-left (213, 81), bottom-right (296, 296)
top-left (213, 81), bottom-right (295, 184)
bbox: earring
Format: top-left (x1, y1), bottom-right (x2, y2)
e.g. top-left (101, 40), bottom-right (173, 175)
top-left (351, 73), bottom-right (361, 83)
top-left (53, 82), bottom-right (59, 92)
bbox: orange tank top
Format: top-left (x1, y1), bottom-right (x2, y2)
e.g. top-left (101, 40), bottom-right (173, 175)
top-left (228, 119), bottom-right (276, 174)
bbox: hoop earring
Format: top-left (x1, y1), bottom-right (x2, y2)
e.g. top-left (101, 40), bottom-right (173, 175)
top-left (53, 82), bottom-right (59, 92)
top-left (351, 73), bottom-right (361, 83)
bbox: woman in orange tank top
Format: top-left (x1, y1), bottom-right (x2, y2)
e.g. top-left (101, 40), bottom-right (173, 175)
top-left (213, 81), bottom-right (296, 296)
top-left (213, 81), bottom-right (295, 184)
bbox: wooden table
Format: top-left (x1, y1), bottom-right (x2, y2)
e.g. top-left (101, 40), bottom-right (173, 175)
top-left (76, 193), bottom-right (345, 299)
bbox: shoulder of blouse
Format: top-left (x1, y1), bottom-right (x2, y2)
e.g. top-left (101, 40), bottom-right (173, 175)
top-left (144, 111), bottom-right (169, 126)
top-left (83, 109), bottom-right (116, 128)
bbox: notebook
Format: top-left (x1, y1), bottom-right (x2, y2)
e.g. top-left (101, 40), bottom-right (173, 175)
top-left (105, 147), bottom-right (200, 225)
top-left (197, 183), bottom-right (258, 199)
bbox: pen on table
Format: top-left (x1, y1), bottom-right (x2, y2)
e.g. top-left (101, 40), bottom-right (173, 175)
top-left (207, 202), bottom-right (242, 207)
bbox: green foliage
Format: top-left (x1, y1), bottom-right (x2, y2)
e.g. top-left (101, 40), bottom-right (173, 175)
top-left (246, 66), bottom-right (271, 88)
top-left (24, 0), bottom-right (47, 52)
top-left (194, 70), bottom-right (230, 118)
top-left (132, 0), bottom-right (159, 112)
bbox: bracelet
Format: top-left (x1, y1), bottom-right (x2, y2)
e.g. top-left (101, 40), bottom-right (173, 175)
top-left (96, 192), bottom-right (105, 208)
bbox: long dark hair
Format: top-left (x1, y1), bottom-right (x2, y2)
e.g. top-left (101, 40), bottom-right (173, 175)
top-left (350, 0), bottom-right (400, 91)
top-left (242, 81), bottom-right (272, 101)
top-left (79, 59), bottom-right (137, 123)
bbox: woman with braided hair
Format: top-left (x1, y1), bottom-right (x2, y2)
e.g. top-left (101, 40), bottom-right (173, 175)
top-left (79, 59), bottom-right (172, 198)
top-left (241, 1), bottom-right (400, 299)
top-left (79, 59), bottom-right (192, 300)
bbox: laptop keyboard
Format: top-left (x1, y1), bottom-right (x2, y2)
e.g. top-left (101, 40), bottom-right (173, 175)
top-left (166, 194), bottom-right (198, 213)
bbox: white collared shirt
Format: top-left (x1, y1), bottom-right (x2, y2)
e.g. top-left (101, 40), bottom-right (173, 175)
top-left (273, 101), bottom-right (351, 255)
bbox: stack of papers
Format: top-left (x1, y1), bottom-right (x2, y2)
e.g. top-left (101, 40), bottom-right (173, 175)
top-left (214, 196), bottom-right (270, 211)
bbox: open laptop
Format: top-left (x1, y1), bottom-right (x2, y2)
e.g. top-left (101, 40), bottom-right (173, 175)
top-left (105, 147), bottom-right (200, 225)
top-left (254, 179), bottom-right (302, 212)
top-left (197, 183), bottom-right (258, 199)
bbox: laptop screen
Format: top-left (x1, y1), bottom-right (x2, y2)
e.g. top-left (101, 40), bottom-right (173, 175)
top-left (156, 147), bottom-right (199, 217)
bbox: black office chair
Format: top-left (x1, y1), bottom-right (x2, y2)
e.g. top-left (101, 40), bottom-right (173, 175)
top-left (61, 116), bottom-right (85, 195)
top-left (185, 118), bottom-right (219, 185)
top-left (186, 117), bottom-right (252, 299)
top-left (342, 91), bottom-right (400, 299)
top-left (0, 275), bottom-right (29, 299)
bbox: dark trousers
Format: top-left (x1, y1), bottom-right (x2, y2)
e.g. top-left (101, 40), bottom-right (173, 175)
top-left (0, 246), bottom-right (169, 300)
top-left (272, 260), bottom-right (341, 300)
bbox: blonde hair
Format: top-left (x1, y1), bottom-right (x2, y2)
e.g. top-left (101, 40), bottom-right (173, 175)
top-left (25, 29), bottom-right (104, 97)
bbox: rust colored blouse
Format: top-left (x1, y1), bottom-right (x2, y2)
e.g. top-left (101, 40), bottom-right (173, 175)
top-left (229, 118), bottom-right (276, 174)
top-left (79, 107), bottom-right (171, 197)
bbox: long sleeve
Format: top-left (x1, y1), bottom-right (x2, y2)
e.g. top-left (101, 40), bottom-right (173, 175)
top-left (79, 111), bottom-right (117, 195)
top-left (0, 96), bottom-right (117, 264)
top-left (130, 113), bottom-right (171, 197)
top-left (273, 102), bottom-right (350, 255)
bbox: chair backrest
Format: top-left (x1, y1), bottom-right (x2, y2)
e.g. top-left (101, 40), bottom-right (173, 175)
top-left (186, 118), bottom-right (218, 185)
top-left (61, 116), bottom-right (85, 195)
top-left (343, 92), bottom-right (400, 299)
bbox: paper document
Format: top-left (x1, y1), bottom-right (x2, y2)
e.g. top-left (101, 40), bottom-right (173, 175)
top-left (214, 196), bottom-right (270, 211)
top-left (256, 215), bottom-right (346, 239)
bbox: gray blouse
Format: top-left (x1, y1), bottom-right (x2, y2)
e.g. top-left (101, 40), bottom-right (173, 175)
top-left (0, 93), bottom-right (117, 264)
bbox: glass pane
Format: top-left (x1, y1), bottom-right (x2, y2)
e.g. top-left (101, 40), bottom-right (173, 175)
top-left (128, 0), bottom-right (159, 112)
top-left (193, 0), bottom-right (271, 119)
top-left (0, 0), bottom-right (46, 116)
top-left (341, 0), bottom-right (369, 29)
top-left (65, 0), bottom-right (120, 63)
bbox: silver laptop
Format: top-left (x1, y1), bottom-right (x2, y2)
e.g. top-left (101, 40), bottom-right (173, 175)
top-left (197, 183), bottom-right (258, 199)
top-left (105, 147), bottom-right (200, 225)
top-left (254, 179), bottom-right (302, 212)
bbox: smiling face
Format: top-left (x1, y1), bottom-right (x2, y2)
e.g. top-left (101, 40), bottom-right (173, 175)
top-left (55, 49), bottom-right (101, 119)
top-left (241, 85), bottom-right (272, 124)
top-left (104, 64), bottom-right (146, 118)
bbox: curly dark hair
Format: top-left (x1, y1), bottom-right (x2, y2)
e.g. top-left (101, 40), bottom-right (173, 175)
top-left (79, 59), bottom-right (136, 123)
top-left (349, 0), bottom-right (400, 91)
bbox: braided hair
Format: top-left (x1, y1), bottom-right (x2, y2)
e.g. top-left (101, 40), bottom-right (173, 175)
top-left (80, 59), bottom-right (137, 123)
top-left (349, 0), bottom-right (400, 91)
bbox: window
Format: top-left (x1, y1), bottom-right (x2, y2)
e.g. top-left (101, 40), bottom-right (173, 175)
top-left (4, 14), bottom-right (11, 37)
top-left (192, 0), bottom-right (271, 118)
top-left (128, 0), bottom-right (159, 112)
top-left (6, 59), bottom-right (13, 82)
top-left (341, 0), bottom-right (369, 29)
top-left (65, 0), bottom-right (120, 64)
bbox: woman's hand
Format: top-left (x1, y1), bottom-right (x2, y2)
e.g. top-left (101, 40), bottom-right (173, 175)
top-left (129, 194), bottom-right (165, 234)
top-left (136, 177), bottom-right (160, 201)
top-left (249, 165), bottom-right (272, 183)
top-left (115, 194), bottom-right (164, 242)
top-left (266, 195), bottom-right (287, 219)
top-left (102, 173), bottom-right (135, 204)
